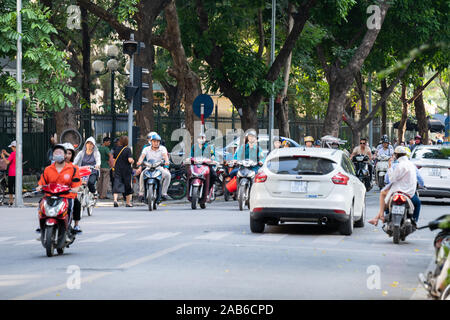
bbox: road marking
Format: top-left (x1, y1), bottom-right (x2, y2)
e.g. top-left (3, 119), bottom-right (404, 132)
top-left (253, 234), bottom-right (287, 242)
top-left (117, 242), bottom-right (192, 269)
top-left (0, 237), bottom-right (15, 242)
top-left (79, 233), bottom-right (126, 243)
top-left (0, 274), bottom-right (41, 287)
top-left (195, 232), bottom-right (233, 241)
top-left (137, 232), bottom-right (181, 241)
top-left (14, 240), bottom-right (39, 246)
top-left (312, 235), bottom-right (346, 245)
top-left (11, 242), bottom-right (192, 300)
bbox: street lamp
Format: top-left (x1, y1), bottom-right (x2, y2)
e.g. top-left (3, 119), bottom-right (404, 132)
top-left (92, 44), bottom-right (126, 142)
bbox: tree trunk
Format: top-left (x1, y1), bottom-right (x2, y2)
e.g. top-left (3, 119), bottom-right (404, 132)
top-left (381, 78), bottom-right (387, 135)
top-left (240, 105), bottom-right (258, 132)
top-left (80, 6), bottom-right (91, 139)
top-left (398, 83), bottom-right (408, 144)
top-left (414, 84), bottom-right (428, 144)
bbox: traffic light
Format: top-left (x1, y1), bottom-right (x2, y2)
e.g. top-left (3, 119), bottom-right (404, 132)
top-left (132, 66), bottom-right (149, 111)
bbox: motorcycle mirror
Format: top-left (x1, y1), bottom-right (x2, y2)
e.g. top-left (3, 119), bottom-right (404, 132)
top-left (72, 178), bottom-right (80, 182)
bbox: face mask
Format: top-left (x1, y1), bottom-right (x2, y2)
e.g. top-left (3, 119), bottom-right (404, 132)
top-left (53, 154), bottom-right (65, 163)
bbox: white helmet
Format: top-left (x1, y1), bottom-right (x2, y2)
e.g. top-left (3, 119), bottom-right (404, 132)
top-left (63, 142), bottom-right (75, 152)
top-left (394, 146), bottom-right (408, 154)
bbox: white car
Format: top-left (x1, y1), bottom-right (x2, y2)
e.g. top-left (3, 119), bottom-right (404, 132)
top-left (410, 145), bottom-right (450, 198)
top-left (249, 147), bottom-right (366, 235)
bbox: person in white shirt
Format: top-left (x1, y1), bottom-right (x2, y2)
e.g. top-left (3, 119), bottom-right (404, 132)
top-left (375, 136), bottom-right (394, 158)
top-left (136, 133), bottom-right (171, 201)
top-left (368, 146), bottom-right (417, 226)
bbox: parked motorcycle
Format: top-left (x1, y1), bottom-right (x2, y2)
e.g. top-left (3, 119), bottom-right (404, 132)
top-left (352, 154), bottom-right (372, 191)
top-left (38, 183), bottom-right (76, 257)
top-left (77, 166), bottom-right (97, 217)
top-left (186, 157), bottom-right (216, 210)
top-left (214, 163), bottom-right (225, 198)
top-left (0, 170), bottom-right (7, 205)
top-left (167, 162), bottom-right (187, 200)
top-left (418, 215), bottom-right (450, 300)
top-left (142, 159), bottom-right (164, 211)
top-left (382, 192), bottom-right (416, 244)
top-left (375, 154), bottom-right (390, 189)
top-left (236, 160), bottom-right (258, 211)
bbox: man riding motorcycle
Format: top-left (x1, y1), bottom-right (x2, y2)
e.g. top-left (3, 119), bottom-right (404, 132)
top-left (63, 143), bottom-right (82, 233)
top-left (350, 137), bottom-right (373, 180)
top-left (304, 136), bottom-right (314, 148)
top-left (188, 133), bottom-right (218, 196)
top-left (137, 133), bottom-right (171, 201)
top-left (369, 146), bottom-right (417, 226)
top-left (36, 144), bottom-right (81, 238)
top-left (229, 130), bottom-right (264, 178)
top-left (375, 136), bottom-right (394, 158)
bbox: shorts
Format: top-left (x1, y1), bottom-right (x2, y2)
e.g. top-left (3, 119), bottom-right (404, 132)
top-left (8, 176), bottom-right (15, 195)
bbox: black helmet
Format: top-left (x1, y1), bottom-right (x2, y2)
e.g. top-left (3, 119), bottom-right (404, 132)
top-left (52, 144), bottom-right (67, 154)
top-left (381, 136), bottom-right (389, 143)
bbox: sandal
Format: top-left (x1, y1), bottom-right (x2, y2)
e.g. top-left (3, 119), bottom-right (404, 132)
top-left (114, 202), bottom-right (119, 207)
top-left (126, 204), bottom-right (133, 208)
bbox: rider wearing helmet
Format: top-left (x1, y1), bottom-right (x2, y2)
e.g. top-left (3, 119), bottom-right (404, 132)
top-left (229, 130), bottom-right (264, 179)
top-left (314, 140), bottom-right (321, 148)
top-left (304, 136), bottom-right (314, 148)
top-left (137, 133), bottom-right (171, 201)
top-left (411, 135), bottom-right (422, 152)
top-left (73, 137), bottom-right (101, 198)
top-left (369, 146), bottom-right (417, 226)
top-left (190, 133), bottom-right (218, 196)
top-left (375, 135), bottom-right (394, 158)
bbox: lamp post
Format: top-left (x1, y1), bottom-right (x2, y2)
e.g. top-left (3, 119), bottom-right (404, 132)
top-left (92, 44), bottom-right (123, 142)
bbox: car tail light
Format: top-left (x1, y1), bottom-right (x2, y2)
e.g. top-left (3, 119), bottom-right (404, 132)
top-left (416, 165), bottom-right (422, 169)
top-left (252, 207), bottom-right (263, 212)
top-left (254, 172), bottom-right (267, 183)
top-left (393, 194), bottom-right (407, 205)
top-left (333, 209), bottom-right (346, 214)
top-left (331, 173), bottom-right (349, 185)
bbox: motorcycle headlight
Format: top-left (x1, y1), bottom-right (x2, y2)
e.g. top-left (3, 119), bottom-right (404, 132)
top-left (248, 170), bottom-right (256, 178)
top-left (44, 201), bottom-right (64, 217)
top-left (153, 170), bottom-right (162, 177)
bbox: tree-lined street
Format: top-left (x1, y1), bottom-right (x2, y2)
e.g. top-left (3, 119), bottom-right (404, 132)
top-left (0, 191), bottom-right (446, 300)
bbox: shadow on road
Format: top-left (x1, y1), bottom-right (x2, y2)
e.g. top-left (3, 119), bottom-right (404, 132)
top-left (265, 223), bottom-right (340, 236)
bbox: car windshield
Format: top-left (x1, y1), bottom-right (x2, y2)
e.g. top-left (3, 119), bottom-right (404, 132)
top-left (267, 156), bottom-right (337, 175)
top-left (412, 148), bottom-right (450, 160)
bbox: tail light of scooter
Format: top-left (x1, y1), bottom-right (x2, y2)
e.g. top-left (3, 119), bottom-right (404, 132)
top-left (393, 194), bottom-right (407, 205)
top-left (331, 173), bottom-right (349, 185)
top-left (254, 172), bottom-right (267, 183)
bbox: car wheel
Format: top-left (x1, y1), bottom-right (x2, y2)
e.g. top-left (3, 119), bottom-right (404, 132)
top-left (354, 203), bottom-right (365, 228)
top-left (339, 204), bottom-right (354, 236)
top-left (250, 217), bottom-right (265, 233)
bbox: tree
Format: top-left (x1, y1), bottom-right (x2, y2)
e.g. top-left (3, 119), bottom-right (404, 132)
top-left (179, 0), bottom-right (319, 132)
top-left (0, 0), bottom-right (75, 113)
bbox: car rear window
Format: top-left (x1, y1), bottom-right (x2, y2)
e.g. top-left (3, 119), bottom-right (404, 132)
top-left (412, 148), bottom-right (450, 160)
top-left (267, 156), bottom-right (337, 175)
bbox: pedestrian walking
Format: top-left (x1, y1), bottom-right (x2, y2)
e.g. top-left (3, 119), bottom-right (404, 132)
top-left (111, 136), bottom-right (134, 207)
top-left (97, 137), bottom-right (111, 199)
top-left (1, 141), bottom-right (16, 206)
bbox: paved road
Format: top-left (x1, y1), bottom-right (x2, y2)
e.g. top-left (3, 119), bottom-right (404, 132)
top-left (0, 190), bottom-right (448, 300)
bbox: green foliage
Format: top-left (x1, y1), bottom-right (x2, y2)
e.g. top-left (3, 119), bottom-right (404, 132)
top-left (0, 0), bottom-right (75, 113)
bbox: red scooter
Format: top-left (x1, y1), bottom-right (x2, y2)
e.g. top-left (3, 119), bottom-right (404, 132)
top-left (38, 183), bottom-right (76, 257)
top-left (186, 157), bottom-right (216, 209)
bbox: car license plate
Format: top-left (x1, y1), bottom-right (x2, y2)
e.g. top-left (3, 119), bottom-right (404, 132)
top-left (428, 168), bottom-right (441, 176)
top-left (291, 181), bottom-right (308, 193)
top-left (392, 205), bottom-right (404, 214)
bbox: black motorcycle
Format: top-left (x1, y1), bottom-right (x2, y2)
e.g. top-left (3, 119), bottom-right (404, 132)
top-left (142, 159), bottom-right (164, 211)
top-left (167, 163), bottom-right (187, 200)
top-left (236, 160), bottom-right (257, 211)
top-left (418, 215), bottom-right (450, 300)
top-left (352, 154), bottom-right (372, 191)
top-left (383, 192), bottom-right (416, 244)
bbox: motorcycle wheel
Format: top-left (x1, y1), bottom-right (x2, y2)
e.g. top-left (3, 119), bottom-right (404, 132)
top-left (365, 179), bottom-right (372, 192)
top-left (224, 188), bottom-right (230, 201)
top-left (168, 180), bottom-right (187, 200)
top-left (378, 176), bottom-right (385, 189)
top-left (238, 185), bottom-right (247, 211)
top-left (147, 185), bottom-right (154, 211)
top-left (393, 225), bottom-right (400, 244)
top-left (153, 186), bottom-right (158, 210)
top-left (191, 186), bottom-right (199, 210)
top-left (441, 285), bottom-right (450, 300)
top-left (0, 182), bottom-right (5, 205)
top-left (44, 226), bottom-right (55, 257)
top-left (57, 248), bottom-right (64, 255)
top-left (200, 202), bottom-right (206, 209)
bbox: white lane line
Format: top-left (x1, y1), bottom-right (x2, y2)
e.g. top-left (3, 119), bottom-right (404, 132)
top-left (0, 274), bottom-right (41, 287)
top-left (117, 242), bottom-right (192, 269)
top-left (79, 233), bottom-right (126, 243)
top-left (12, 242), bottom-right (192, 300)
top-left (14, 240), bottom-right (39, 246)
top-left (253, 234), bottom-right (288, 242)
top-left (312, 235), bottom-right (346, 245)
top-left (0, 280), bottom-right (29, 286)
top-left (137, 232), bottom-right (181, 241)
top-left (0, 237), bottom-right (15, 242)
top-left (195, 232), bottom-right (233, 241)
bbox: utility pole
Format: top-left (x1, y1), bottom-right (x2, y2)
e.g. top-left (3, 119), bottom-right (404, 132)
top-left (369, 73), bottom-right (373, 148)
top-left (269, 0), bottom-right (276, 151)
top-left (15, 0), bottom-right (24, 207)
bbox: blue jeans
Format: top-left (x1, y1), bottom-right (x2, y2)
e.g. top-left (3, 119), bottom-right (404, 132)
top-left (411, 193), bottom-right (421, 222)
